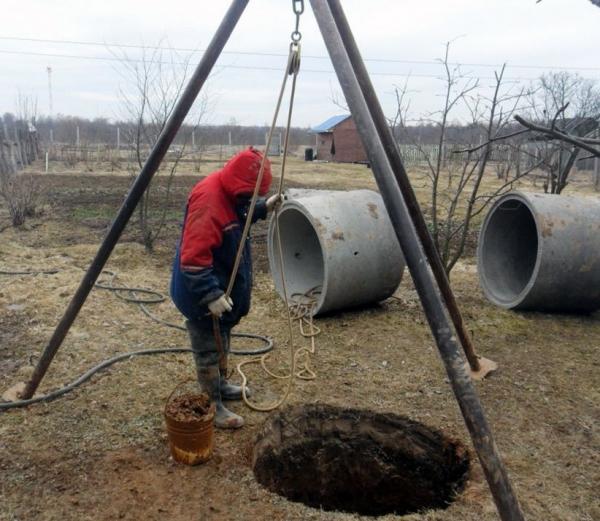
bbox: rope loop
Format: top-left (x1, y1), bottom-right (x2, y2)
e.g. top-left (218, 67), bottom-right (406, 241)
top-left (236, 287), bottom-right (320, 412)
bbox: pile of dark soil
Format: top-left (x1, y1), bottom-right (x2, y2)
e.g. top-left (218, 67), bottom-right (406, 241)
top-left (165, 393), bottom-right (212, 423)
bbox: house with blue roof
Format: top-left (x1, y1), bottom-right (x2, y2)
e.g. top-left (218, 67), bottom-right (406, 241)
top-left (310, 114), bottom-right (367, 163)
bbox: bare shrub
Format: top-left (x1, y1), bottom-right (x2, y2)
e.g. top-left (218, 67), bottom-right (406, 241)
top-left (109, 157), bottom-right (122, 172)
top-left (0, 173), bottom-right (44, 226)
top-left (64, 148), bottom-right (79, 168)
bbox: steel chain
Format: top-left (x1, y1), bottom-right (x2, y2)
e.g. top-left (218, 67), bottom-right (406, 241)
top-left (291, 0), bottom-right (304, 42)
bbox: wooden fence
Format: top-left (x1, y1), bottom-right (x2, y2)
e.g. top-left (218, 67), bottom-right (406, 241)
top-left (397, 142), bottom-right (598, 174)
top-left (397, 143), bottom-right (544, 167)
top-left (0, 117), bottom-right (40, 176)
top-left (44, 143), bottom-right (251, 164)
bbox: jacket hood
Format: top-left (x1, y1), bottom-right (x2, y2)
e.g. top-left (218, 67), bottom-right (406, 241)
top-left (219, 147), bottom-right (272, 199)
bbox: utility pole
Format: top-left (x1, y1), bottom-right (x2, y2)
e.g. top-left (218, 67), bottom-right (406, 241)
top-left (47, 66), bottom-right (54, 143)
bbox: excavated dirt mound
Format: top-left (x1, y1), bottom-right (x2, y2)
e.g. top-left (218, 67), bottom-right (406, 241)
top-left (164, 393), bottom-right (212, 423)
top-left (252, 403), bottom-right (470, 516)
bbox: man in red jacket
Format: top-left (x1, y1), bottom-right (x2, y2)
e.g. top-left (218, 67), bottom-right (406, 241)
top-left (171, 147), bottom-right (280, 429)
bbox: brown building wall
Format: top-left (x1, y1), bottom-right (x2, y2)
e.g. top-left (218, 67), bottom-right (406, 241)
top-left (316, 132), bottom-right (334, 161)
top-left (331, 117), bottom-right (367, 163)
top-left (314, 117), bottom-right (367, 163)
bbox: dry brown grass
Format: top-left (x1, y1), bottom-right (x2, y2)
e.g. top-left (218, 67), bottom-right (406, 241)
top-left (0, 159), bottom-right (599, 521)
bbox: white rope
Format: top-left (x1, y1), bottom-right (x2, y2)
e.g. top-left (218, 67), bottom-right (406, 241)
top-left (233, 42), bottom-right (321, 412)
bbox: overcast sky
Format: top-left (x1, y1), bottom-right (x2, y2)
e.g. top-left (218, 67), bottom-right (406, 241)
top-left (1, 0), bottom-right (599, 128)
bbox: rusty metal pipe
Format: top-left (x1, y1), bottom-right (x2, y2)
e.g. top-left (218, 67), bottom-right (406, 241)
top-left (311, 1), bottom-right (524, 519)
top-left (323, 0), bottom-right (483, 373)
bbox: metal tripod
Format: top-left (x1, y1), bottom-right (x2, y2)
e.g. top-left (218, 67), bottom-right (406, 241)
top-left (18, 1), bottom-right (524, 519)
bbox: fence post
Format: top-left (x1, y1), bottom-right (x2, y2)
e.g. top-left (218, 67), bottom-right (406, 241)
top-left (594, 130), bottom-right (599, 191)
top-left (13, 126), bottom-right (24, 169)
top-left (2, 119), bottom-right (17, 174)
top-left (0, 137), bottom-right (8, 175)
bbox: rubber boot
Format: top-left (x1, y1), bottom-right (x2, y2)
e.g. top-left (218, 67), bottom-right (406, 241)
top-left (197, 364), bottom-right (244, 429)
top-left (219, 354), bottom-right (250, 401)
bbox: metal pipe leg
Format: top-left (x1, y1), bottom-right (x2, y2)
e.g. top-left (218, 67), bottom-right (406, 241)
top-left (309, 1), bottom-right (524, 519)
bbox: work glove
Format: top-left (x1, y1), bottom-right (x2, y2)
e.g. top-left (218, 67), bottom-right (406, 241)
top-left (266, 194), bottom-right (283, 212)
top-left (208, 295), bottom-right (233, 318)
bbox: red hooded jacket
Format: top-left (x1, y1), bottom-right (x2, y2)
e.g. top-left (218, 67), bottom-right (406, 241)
top-left (170, 147), bottom-right (272, 328)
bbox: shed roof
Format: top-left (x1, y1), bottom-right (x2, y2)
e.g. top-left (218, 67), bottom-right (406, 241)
top-left (310, 114), bottom-right (351, 133)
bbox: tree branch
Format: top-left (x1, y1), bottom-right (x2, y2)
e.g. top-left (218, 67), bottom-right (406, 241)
top-left (453, 128), bottom-right (530, 154)
top-left (514, 115), bottom-right (600, 158)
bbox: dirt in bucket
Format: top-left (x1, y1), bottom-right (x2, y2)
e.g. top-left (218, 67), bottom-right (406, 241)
top-left (165, 393), bottom-right (212, 423)
top-left (252, 403), bottom-right (470, 517)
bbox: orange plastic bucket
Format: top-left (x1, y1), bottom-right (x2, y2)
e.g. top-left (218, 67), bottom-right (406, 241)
top-left (164, 382), bottom-right (216, 465)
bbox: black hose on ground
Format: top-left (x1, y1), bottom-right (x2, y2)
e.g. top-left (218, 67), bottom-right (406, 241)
top-left (95, 271), bottom-right (274, 356)
top-left (0, 348), bottom-right (191, 410)
top-left (0, 269), bottom-right (274, 410)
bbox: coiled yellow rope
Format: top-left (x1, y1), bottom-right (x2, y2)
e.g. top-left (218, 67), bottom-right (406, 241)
top-left (228, 41), bottom-right (321, 412)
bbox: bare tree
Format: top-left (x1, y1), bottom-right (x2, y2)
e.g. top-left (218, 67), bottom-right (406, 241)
top-left (522, 72), bottom-right (600, 193)
top-left (113, 41), bottom-right (211, 252)
top-left (391, 44), bottom-right (533, 274)
top-left (15, 91), bottom-right (38, 128)
top-left (0, 97), bottom-right (44, 226)
top-left (514, 112), bottom-right (600, 157)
